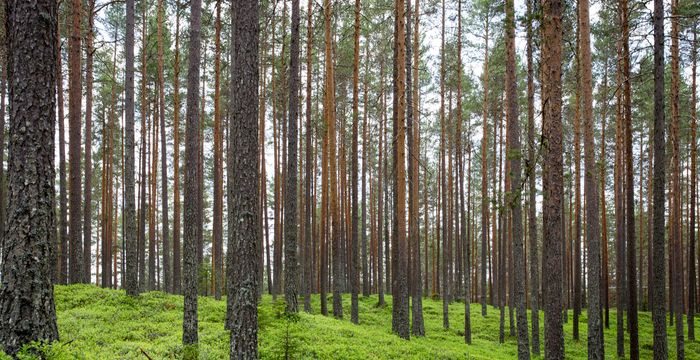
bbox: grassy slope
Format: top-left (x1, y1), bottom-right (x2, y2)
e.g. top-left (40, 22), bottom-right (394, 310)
top-left (7, 285), bottom-right (698, 359)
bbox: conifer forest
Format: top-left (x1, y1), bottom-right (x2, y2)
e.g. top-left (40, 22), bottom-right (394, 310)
top-left (1, 0), bottom-right (700, 358)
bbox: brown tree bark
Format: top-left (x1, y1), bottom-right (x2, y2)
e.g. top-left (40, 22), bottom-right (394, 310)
top-left (84, 0), bottom-right (96, 285)
top-left (689, 23), bottom-right (698, 342)
top-left (68, 0), bottom-right (83, 284)
top-left (580, 0), bottom-right (603, 355)
top-left (541, 0), bottom-right (565, 357)
top-left (304, 0), bottom-right (314, 313)
top-left (0, 1), bottom-right (60, 354)
top-left (350, 0), bottom-right (361, 324)
top-left (526, 0), bottom-right (539, 353)
top-left (670, 0), bottom-right (683, 356)
top-left (183, 0), bottom-right (202, 346)
top-left (285, 0), bottom-right (301, 313)
top-left (651, 0), bottom-right (668, 355)
top-left (229, 1), bottom-right (261, 356)
top-left (157, 0), bottom-right (171, 295)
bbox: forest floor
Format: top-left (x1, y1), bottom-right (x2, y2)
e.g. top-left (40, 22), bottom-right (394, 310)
top-left (3, 284), bottom-right (699, 359)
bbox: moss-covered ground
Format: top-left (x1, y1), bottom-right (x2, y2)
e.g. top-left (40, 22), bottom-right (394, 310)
top-left (2, 285), bottom-right (699, 359)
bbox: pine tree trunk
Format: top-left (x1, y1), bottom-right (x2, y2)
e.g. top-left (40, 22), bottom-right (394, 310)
top-left (505, 0), bottom-right (529, 356)
top-left (284, 0), bottom-right (301, 314)
top-left (68, 0), bottom-right (83, 285)
top-left (183, 0), bottom-right (202, 347)
top-left (580, 0), bottom-right (602, 355)
top-left (481, 9), bottom-right (490, 317)
top-left (651, 0), bottom-right (668, 355)
top-left (0, 0), bottom-right (60, 353)
top-left (541, 0), bottom-right (565, 357)
top-left (349, 0), bottom-right (361, 324)
top-left (409, 0), bottom-right (424, 337)
top-left (157, 0), bottom-right (171, 295)
top-left (83, 0), bottom-right (96, 285)
top-left (172, 3), bottom-right (182, 296)
top-left (526, 0), bottom-right (539, 353)
top-left (688, 23), bottom-right (697, 342)
top-left (670, 0), bottom-right (683, 356)
top-left (304, 0), bottom-right (314, 313)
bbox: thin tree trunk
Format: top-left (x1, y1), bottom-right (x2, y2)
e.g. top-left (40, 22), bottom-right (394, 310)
top-left (84, 0), bottom-right (96, 285)
top-left (651, 0), bottom-right (668, 355)
top-left (689, 23), bottom-right (698, 342)
top-left (670, 0), bottom-right (683, 356)
top-left (304, 0), bottom-right (314, 313)
top-left (284, 0), bottom-right (301, 314)
top-left (481, 8), bottom-right (490, 316)
top-left (157, 0), bottom-right (171, 295)
top-left (526, 0), bottom-right (539, 353)
top-left (350, 0), bottom-right (361, 324)
top-left (172, 2), bottom-right (182, 296)
top-left (68, 0), bottom-right (83, 285)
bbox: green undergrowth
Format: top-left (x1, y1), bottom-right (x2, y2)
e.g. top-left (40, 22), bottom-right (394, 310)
top-left (1, 284), bottom-right (698, 359)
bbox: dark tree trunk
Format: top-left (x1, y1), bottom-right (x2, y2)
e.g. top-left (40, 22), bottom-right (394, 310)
top-left (349, 0), bottom-right (361, 325)
top-left (304, 0), bottom-right (314, 312)
top-left (83, 0), bottom-right (95, 285)
top-left (526, 0), bottom-right (539, 354)
top-left (228, 0), bottom-right (260, 357)
top-left (183, 0), bottom-right (202, 347)
top-left (68, 0), bottom-right (83, 285)
top-left (212, 0), bottom-right (223, 300)
top-left (622, 0), bottom-right (639, 356)
top-left (689, 24), bottom-right (697, 342)
top-left (157, 0), bottom-right (171, 295)
top-left (580, 0), bottom-right (603, 356)
top-left (285, 0), bottom-right (300, 314)
top-left (541, 0), bottom-right (565, 357)
top-left (172, 4), bottom-right (182, 296)
top-left (408, 0), bottom-right (424, 337)
top-left (123, 0), bottom-right (138, 296)
top-left (0, 0), bottom-right (59, 354)
top-left (505, 0), bottom-right (529, 356)
top-left (57, 15), bottom-right (68, 285)
top-left (651, 0), bottom-right (668, 356)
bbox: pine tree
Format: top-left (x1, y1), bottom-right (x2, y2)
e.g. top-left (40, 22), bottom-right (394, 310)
top-left (123, 0), bottom-right (138, 297)
top-left (541, 0), bottom-right (565, 357)
top-left (68, 0), bottom-right (83, 285)
top-left (183, 0), bottom-right (203, 347)
top-left (229, 0), bottom-right (261, 356)
top-left (0, 0), bottom-right (60, 354)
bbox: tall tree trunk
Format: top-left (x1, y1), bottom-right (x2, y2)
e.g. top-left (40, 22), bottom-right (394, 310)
top-left (68, 0), bottom-right (83, 285)
top-left (481, 7), bottom-right (490, 317)
top-left (285, 0), bottom-right (301, 314)
top-left (57, 13), bottom-right (68, 285)
top-left (621, 0), bottom-right (639, 356)
top-left (0, 0), bottom-right (60, 353)
top-left (172, 3), bottom-right (182, 295)
top-left (391, 0), bottom-right (409, 339)
top-left (183, 0), bottom-right (202, 347)
top-left (361, 38), bottom-right (370, 299)
top-left (455, 0), bottom-right (469, 343)
top-left (440, 0), bottom-right (449, 330)
top-left (377, 58), bottom-right (385, 307)
top-left (505, 0), bottom-right (529, 356)
top-left (229, 1), bottom-right (260, 357)
top-left (580, 0), bottom-right (603, 355)
top-left (83, 0), bottom-right (95, 285)
top-left (157, 0), bottom-right (171, 295)
top-left (350, 0), bottom-right (361, 324)
top-left (541, 0), bottom-right (565, 357)
top-left (409, 0), bottom-right (424, 337)
top-left (526, 0), bottom-right (539, 353)
top-left (600, 60), bottom-right (610, 329)
top-left (572, 10), bottom-right (582, 341)
top-left (212, 0), bottom-right (223, 300)
top-left (688, 23), bottom-right (697, 342)
top-left (304, 0), bottom-right (314, 313)
top-left (670, 0), bottom-right (683, 356)
top-left (651, 0), bottom-right (668, 355)
top-left (124, 0), bottom-right (138, 296)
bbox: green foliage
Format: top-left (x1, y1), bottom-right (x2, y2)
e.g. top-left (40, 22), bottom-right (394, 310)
top-left (4, 285), bottom-right (696, 359)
